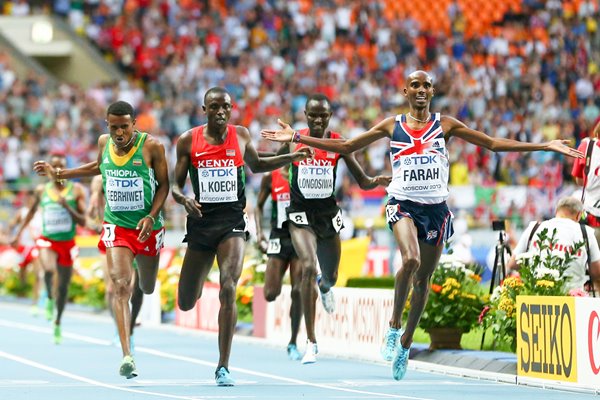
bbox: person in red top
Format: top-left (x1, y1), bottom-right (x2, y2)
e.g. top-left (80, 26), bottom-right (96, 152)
top-left (255, 166), bottom-right (302, 361)
top-left (572, 120), bottom-right (600, 245)
top-left (171, 87), bottom-right (311, 386)
top-left (277, 94), bottom-right (390, 364)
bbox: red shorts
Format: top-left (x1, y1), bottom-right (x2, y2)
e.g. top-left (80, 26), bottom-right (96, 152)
top-left (36, 237), bottom-right (78, 267)
top-left (98, 224), bottom-right (164, 257)
top-left (17, 245), bottom-right (39, 269)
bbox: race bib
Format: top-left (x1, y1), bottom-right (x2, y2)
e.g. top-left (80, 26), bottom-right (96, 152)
top-left (267, 238), bottom-right (281, 254)
top-left (332, 209), bottom-right (343, 233)
top-left (105, 176), bottom-right (145, 211)
top-left (276, 196), bottom-right (290, 229)
top-left (398, 154), bottom-right (445, 193)
top-left (197, 167), bottom-right (238, 203)
top-left (297, 164), bottom-right (334, 199)
top-left (289, 211), bottom-right (309, 225)
top-left (43, 206), bottom-right (72, 234)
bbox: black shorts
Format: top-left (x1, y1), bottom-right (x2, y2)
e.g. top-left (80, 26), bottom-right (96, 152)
top-left (184, 213), bottom-right (249, 251)
top-left (385, 198), bottom-right (453, 246)
top-left (286, 204), bottom-right (344, 239)
top-left (266, 229), bottom-right (297, 260)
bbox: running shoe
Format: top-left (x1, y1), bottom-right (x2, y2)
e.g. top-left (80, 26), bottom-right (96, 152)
top-left (316, 274), bottom-right (335, 314)
top-left (45, 298), bottom-right (55, 321)
top-left (301, 341), bottom-right (318, 364)
top-left (320, 288), bottom-right (335, 314)
top-left (119, 355), bottom-right (138, 379)
top-left (215, 366), bottom-right (235, 386)
top-left (381, 327), bottom-right (401, 361)
top-left (287, 343), bottom-right (301, 361)
top-left (392, 344), bottom-right (410, 380)
top-left (29, 305), bottom-right (39, 317)
top-left (53, 324), bottom-right (62, 345)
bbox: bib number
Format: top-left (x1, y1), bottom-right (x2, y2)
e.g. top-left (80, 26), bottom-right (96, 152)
top-left (267, 238), bottom-right (281, 254)
top-left (289, 211), bottom-right (309, 225)
top-left (332, 209), bottom-right (343, 233)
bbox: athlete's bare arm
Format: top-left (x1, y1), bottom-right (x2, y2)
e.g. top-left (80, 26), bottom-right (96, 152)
top-left (172, 130), bottom-right (202, 217)
top-left (237, 126), bottom-right (312, 173)
top-left (342, 153), bottom-right (392, 190)
top-left (145, 135), bottom-right (170, 222)
top-left (261, 117), bottom-right (395, 154)
top-left (254, 173), bottom-right (272, 252)
top-left (442, 116), bottom-right (583, 158)
top-left (33, 135), bottom-right (109, 179)
top-left (11, 185), bottom-right (43, 245)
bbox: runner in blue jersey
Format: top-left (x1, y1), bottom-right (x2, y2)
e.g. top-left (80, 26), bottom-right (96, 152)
top-left (262, 70), bottom-right (583, 380)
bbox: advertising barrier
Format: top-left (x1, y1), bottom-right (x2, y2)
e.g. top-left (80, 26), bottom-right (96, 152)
top-left (257, 285), bottom-right (394, 361)
top-left (517, 296), bottom-right (600, 391)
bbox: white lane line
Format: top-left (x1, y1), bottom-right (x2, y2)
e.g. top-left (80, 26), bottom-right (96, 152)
top-left (0, 350), bottom-right (201, 400)
top-left (0, 318), bottom-right (431, 400)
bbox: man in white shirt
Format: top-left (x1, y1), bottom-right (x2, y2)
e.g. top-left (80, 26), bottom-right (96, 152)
top-left (507, 197), bottom-right (600, 293)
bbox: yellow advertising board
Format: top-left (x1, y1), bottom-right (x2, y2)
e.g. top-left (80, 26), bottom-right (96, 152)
top-left (516, 295), bottom-right (577, 382)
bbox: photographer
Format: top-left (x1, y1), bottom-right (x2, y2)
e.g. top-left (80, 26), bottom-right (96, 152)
top-left (507, 197), bottom-right (600, 294)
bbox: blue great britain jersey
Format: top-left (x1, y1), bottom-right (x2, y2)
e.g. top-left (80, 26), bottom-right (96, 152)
top-left (386, 113), bottom-right (450, 204)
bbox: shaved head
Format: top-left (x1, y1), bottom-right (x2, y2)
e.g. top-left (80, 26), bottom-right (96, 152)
top-left (406, 70), bottom-right (433, 87)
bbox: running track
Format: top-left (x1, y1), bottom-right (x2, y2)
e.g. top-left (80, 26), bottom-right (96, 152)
top-left (0, 302), bottom-right (594, 400)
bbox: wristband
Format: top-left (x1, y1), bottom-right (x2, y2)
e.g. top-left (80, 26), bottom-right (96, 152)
top-left (145, 215), bottom-right (156, 224)
top-left (291, 131), bottom-right (301, 143)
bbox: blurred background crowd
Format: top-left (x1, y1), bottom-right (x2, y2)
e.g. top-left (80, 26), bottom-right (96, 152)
top-left (0, 0), bottom-right (599, 234)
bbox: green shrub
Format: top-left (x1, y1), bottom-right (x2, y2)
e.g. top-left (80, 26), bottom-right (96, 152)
top-left (346, 276), bottom-right (395, 289)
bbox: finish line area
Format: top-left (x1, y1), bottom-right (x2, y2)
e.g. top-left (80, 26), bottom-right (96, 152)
top-left (0, 302), bottom-right (591, 400)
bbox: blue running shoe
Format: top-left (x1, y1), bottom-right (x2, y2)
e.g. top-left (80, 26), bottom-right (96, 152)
top-left (287, 343), bottom-right (301, 361)
top-left (215, 366), bottom-right (235, 386)
top-left (392, 344), bottom-right (410, 380)
top-left (381, 327), bottom-right (400, 361)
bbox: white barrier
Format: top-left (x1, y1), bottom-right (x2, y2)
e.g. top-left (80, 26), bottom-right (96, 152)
top-left (262, 285), bottom-right (394, 361)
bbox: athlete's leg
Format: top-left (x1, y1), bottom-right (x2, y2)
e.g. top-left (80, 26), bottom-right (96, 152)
top-left (401, 240), bottom-right (443, 348)
top-left (288, 257), bottom-right (303, 346)
top-left (177, 248), bottom-right (216, 311)
top-left (39, 248), bottom-right (58, 319)
top-left (135, 254), bottom-right (159, 294)
top-left (263, 256), bottom-right (287, 301)
top-left (289, 224), bottom-right (318, 343)
top-left (105, 247), bottom-right (135, 357)
top-left (389, 218), bottom-right (421, 329)
top-left (129, 266), bottom-right (143, 335)
top-left (30, 257), bottom-right (42, 305)
top-left (214, 236), bottom-right (245, 370)
top-left (315, 235), bottom-right (341, 292)
top-left (54, 265), bottom-right (73, 326)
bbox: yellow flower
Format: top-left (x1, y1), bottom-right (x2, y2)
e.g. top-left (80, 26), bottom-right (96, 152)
top-left (498, 297), bottom-right (515, 317)
top-left (535, 280), bottom-right (555, 288)
top-left (503, 276), bottom-right (523, 288)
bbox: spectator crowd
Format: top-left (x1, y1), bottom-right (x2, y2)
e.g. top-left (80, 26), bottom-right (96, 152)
top-left (1, 0), bottom-right (600, 229)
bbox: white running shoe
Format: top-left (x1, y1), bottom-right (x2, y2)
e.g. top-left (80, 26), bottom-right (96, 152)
top-left (301, 341), bottom-right (318, 364)
top-left (320, 288), bottom-right (335, 314)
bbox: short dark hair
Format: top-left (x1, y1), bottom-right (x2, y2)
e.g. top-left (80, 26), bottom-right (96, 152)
top-left (305, 93), bottom-right (331, 109)
top-left (203, 87), bottom-right (229, 105)
top-left (107, 101), bottom-right (135, 118)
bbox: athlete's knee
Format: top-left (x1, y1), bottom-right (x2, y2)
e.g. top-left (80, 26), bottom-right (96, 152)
top-left (399, 255), bottom-right (420, 275)
top-left (138, 279), bottom-right (154, 295)
top-left (264, 286), bottom-right (281, 302)
top-left (177, 292), bottom-right (196, 311)
top-left (218, 280), bottom-right (237, 306)
top-left (290, 285), bottom-right (301, 301)
top-left (112, 277), bottom-right (132, 299)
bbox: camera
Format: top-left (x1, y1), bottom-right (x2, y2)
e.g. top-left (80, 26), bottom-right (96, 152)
top-left (492, 220), bottom-right (506, 232)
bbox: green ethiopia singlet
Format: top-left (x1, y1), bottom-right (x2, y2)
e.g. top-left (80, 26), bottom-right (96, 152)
top-left (40, 181), bottom-right (77, 241)
top-left (99, 131), bottom-right (163, 230)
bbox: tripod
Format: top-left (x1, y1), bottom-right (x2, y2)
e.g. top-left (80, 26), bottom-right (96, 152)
top-left (480, 230), bottom-right (512, 349)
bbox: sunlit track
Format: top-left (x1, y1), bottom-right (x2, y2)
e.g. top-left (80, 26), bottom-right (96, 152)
top-left (0, 302), bottom-right (594, 400)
